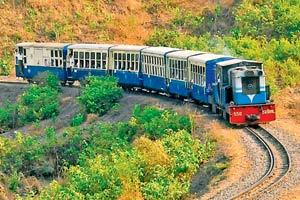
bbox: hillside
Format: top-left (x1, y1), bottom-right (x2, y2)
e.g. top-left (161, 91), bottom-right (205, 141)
top-left (0, 0), bottom-right (233, 75)
top-left (1, 1), bottom-right (300, 199)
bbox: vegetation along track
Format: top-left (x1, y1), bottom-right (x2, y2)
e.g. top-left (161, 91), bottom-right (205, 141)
top-left (0, 81), bottom-right (291, 199)
top-left (233, 126), bottom-right (291, 199)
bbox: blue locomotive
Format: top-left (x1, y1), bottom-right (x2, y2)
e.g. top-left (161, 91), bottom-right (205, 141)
top-left (15, 42), bottom-right (276, 125)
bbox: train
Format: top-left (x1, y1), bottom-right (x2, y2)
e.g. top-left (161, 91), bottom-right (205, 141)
top-left (14, 42), bottom-right (276, 125)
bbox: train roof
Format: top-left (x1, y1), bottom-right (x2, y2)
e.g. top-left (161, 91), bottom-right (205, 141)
top-left (217, 59), bottom-right (262, 67)
top-left (110, 45), bottom-right (148, 52)
top-left (141, 47), bottom-right (180, 55)
top-left (16, 42), bottom-right (69, 48)
top-left (217, 59), bottom-right (244, 66)
top-left (167, 50), bottom-right (205, 59)
top-left (189, 53), bottom-right (230, 63)
top-left (68, 44), bottom-right (116, 50)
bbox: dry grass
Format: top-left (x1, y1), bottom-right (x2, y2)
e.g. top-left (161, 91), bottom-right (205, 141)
top-left (280, 187), bottom-right (300, 200)
top-left (0, 0), bottom-right (233, 75)
top-left (272, 86), bottom-right (300, 140)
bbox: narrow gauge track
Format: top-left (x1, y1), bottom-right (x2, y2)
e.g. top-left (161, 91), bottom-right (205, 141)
top-left (233, 126), bottom-right (291, 200)
top-left (0, 80), bottom-right (28, 85)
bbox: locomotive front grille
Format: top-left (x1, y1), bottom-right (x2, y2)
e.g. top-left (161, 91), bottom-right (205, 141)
top-left (242, 76), bottom-right (260, 95)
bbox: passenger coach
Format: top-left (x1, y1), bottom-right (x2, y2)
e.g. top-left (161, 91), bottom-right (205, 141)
top-left (109, 45), bottom-right (148, 87)
top-left (15, 43), bottom-right (70, 83)
top-left (141, 47), bottom-right (179, 92)
top-left (166, 50), bottom-right (204, 98)
top-left (67, 44), bottom-right (115, 84)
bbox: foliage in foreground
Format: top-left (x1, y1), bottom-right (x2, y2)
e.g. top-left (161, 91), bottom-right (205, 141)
top-left (0, 73), bottom-right (60, 130)
top-left (78, 76), bottom-right (123, 116)
top-left (0, 106), bottom-right (215, 199)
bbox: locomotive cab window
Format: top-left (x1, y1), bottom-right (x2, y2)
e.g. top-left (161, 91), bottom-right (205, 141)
top-left (242, 76), bottom-right (260, 95)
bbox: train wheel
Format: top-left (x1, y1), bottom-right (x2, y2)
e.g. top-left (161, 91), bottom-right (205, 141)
top-left (222, 110), bottom-right (229, 121)
top-left (211, 103), bottom-right (217, 113)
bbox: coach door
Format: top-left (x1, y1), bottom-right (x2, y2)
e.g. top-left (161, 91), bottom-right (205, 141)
top-left (215, 66), bottom-right (222, 105)
top-left (34, 48), bottom-right (43, 66)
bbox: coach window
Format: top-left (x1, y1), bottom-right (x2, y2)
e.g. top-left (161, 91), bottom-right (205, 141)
top-left (116, 53), bottom-right (120, 69)
top-left (146, 56), bottom-right (149, 74)
top-left (176, 60), bottom-right (182, 79)
top-left (143, 56), bottom-right (147, 74)
top-left (201, 66), bottom-right (206, 85)
top-left (85, 52), bottom-right (90, 68)
top-left (121, 53), bottom-right (125, 70)
top-left (130, 54), bottom-right (134, 70)
top-left (23, 48), bottom-right (27, 64)
top-left (148, 56), bottom-right (151, 74)
top-left (90, 52), bottom-right (95, 68)
top-left (79, 52), bottom-right (84, 68)
top-left (126, 53), bottom-right (130, 70)
top-left (96, 53), bottom-right (101, 69)
top-left (152, 57), bottom-right (156, 75)
top-left (50, 50), bottom-right (54, 66)
top-left (74, 51), bottom-right (79, 68)
top-left (102, 53), bottom-right (107, 69)
top-left (177, 60), bottom-right (180, 79)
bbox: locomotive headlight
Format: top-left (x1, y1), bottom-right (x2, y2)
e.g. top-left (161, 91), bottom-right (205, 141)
top-left (248, 83), bottom-right (254, 89)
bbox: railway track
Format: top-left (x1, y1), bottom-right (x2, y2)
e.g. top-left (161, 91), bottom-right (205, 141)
top-left (0, 80), bottom-right (28, 85)
top-left (233, 126), bottom-right (291, 199)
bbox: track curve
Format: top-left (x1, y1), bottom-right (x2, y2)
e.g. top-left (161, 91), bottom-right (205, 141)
top-left (233, 126), bottom-right (291, 199)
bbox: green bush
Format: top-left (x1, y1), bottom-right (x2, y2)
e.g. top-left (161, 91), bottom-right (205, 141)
top-left (0, 73), bottom-right (61, 129)
top-left (70, 113), bottom-right (85, 127)
top-left (0, 132), bottom-right (45, 174)
top-left (0, 101), bottom-right (17, 130)
top-left (78, 76), bottom-right (123, 116)
top-left (132, 105), bottom-right (191, 139)
top-left (39, 156), bottom-right (123, 200)
top-left (234, 0), bottom-right (300, 39)
top-left (8, 171), bottom-right (22, 192)
top-left (17, 85), bottom-right (59, 124)
top-left (0, 57), bottom-right (10, 76)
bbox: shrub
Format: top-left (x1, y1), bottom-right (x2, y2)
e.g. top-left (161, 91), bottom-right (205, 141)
top-left (0, 132), bottom-right (45, 175)
top-left (161, 130), bottom-right (204, 179)
top-left (70, 113), bottom-right (85, 127)
top-left (78, 76), bottom-right (123, 116)
top-left (17, 85), bottom-right (59, 124)
top-left (40, 156), bottom-right (123, 200)
top-left (133, 136), bottom-right (170, 168)
top-left (8, 171), bottom-right (22, 192)
top-left (132, 105), bottom-right (191, 139)
top-left (0, 58), bottom-right (10, 76)
top-left (0, 101), bottom-right (17, 130)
